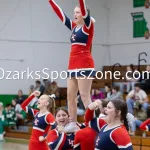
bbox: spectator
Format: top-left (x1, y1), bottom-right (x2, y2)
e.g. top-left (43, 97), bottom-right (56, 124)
top-left (125, 64), bottom-right (139, 93)
top-left (44, 81), bottom-right (60, 99)
top-left (140, 65), bottom-right (150, 93)
top-left (28, 85), bottom-right (38, 107)
top-left (12, 99), bottom-right (26, 120)
top-left (126, 83), bottom-right (149, 115)
top-left (35, 80), bottom-right (45, 96)
top-left (104, 84), bottom-right (112, 98)
top-left (91, 89), bottom-right (105, 101)
top-left (5, 104), bottom-right (17, 128)
top-left (126, 112), bottom-right (135, 136)
top-left (50, 81), bottom-right (60, 98)
top-left (28, 85), bottom-right (34, 96)
top-left (77, 95), bottom-right (85, 116)
top-left (107, 86), bottom-right (123, 101)
top-left (0, 102), bottom-right (6, 141)
top-left (15, 90), bottom-right (27, 104)
top-left (130, 104), bottom-right (148, 136)
top-left (43, 79), bottom-right (51, 89)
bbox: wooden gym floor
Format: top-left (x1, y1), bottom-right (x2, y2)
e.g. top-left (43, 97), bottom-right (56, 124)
top-left (0, 142), bottom-right (28, 150)
top-left (0, 138), bottom-right (28, 150)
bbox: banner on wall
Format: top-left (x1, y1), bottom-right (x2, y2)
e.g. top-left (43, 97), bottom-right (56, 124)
top-left (131, 12), bottom-right (150, 39)
top-left (133, 0), bottom-right (150, 8)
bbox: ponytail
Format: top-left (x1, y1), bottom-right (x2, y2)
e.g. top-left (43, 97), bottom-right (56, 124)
top-left (49, 99), bottom-right (56, 115)
top-left (111, 100), bottom-right (129, 131)
top-left (48, 94), bottom-right (56, 115)
top-left (124, 116), bottom-right (129, 131)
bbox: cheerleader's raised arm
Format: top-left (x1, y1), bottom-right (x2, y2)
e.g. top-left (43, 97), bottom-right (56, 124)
top-left (49, 0), bottom-right (76, 30)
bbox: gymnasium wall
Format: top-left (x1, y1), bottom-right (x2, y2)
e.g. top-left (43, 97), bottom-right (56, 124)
top-left (0, 0), bottom-right (109, 94)
top-left (108, 0), bottom-right (150, 66)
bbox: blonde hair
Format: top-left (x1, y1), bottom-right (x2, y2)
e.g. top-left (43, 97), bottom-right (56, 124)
top-left (47, 94), bottom-right (56, 115)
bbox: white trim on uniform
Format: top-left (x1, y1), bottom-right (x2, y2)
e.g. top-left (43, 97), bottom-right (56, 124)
top-left (55, 132), bottom-right (65, 150)
top-left (118, 143), bottom-right (132, 149)
top-left (109, 126), bottom-right (121, 144)
top-left (146, 125), bottom-right (149, 131)
top-left (97, 118), bottom-right (101, 131)
top-left (33, 127), bottom-right (45, 132)
top-left (54, 129), bottom-right (59, 137)
top-left (25, 106), bottom-right (28, 113)
top-left (48, 142), bottom-right (53, 145)
top-left (82, 27), bottom-right (89, 35)
top-left (68, 68), bottom-right (94, 72)
top-left (31, 108), bottom-right (35, 116)
top-left (70, 20), bottom-right (72, 30)
top-left (52, 0), bottom-right (65, 24)
top-left (50, 121), bottom-right (55, 126)
top-left (71, 43), bottom-right (86, 46)
top-left (44, 113), bottom-right (49, 124)
top-left (74, 143), bottom-right (80, 148)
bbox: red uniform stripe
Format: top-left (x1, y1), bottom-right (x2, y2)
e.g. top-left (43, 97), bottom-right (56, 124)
top-left (49, 0), bottom-right (65, 23)
top-left (140, 119), bottom-right (150, 131)
top-left (21, 94), bottom-right (35, 111)
top-left (79, 0), bottom-right (87, 18)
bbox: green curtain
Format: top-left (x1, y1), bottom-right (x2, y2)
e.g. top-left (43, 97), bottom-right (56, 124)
top-left (0, 94), bottom-right (27, 106)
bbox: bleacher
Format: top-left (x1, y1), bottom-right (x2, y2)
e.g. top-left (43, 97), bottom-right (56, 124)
top-left (93, 65), bottom-right (150, 149)
top-left (92, 64), bottom-right (148, 89)
top-left (131, 136), bottom-right (150, 150)
top-left (4, 64), bottom-right (150, 149)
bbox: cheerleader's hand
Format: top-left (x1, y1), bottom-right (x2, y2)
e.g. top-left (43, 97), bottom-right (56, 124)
top-left (33, 90), bottom-right (41, 97)
top-left (39, 136), bottom-right (45, 142)
top-left (88, 101), bottom-right (99, 110)
top-left (57, 125), bottom-right (65, 133)
top-left (95, 100), bottom-right (102, 109)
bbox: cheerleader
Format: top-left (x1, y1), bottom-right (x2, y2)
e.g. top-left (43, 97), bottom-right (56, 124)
top-left (46, 107), bottom-right (75, 150)
top-left (0, 102), bottom-right (6, 141)
top-left (74, 100), bottom-right (108, 150)
top-left (12, 99), bottom-right (26, 120)
top-left (49, 0), bottom-right (95, 132)
top-left (21, 91), bottom-right (56, 150)
top-left (74, 122), bottom-right (97, 150)
top-left (85, 100), bottom-right (133, 150)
